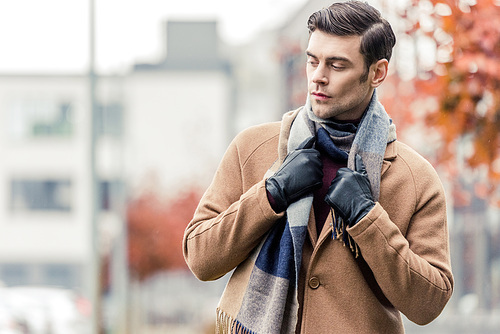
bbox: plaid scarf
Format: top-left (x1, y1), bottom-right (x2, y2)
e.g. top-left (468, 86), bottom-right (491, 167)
top-left (217, 91), bottom-right (396, 333)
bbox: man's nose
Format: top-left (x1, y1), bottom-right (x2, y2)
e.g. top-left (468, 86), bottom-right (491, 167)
top-left (312, 65), bottom-right (328, 85)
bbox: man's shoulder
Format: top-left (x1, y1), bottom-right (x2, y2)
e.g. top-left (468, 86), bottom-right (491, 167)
top-left (233, 108), bottom-right (299, 147)
top-left (228, 121), bottom-right (282, 169)
top-left (392, 140), bottom-right (440, 179)
top-left (394, 141), bottom-right (430, 164)
top-left (233, 121), bottom-right (281, 149)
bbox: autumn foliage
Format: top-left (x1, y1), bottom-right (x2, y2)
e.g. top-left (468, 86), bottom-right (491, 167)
top-left (381, 0), bottom-right (500, 204)
top-left (127, 189), bottom-right (201, 281)
top-left (426, 0), bottom-right (500, 172)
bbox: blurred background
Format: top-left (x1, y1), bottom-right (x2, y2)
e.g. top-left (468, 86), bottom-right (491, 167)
top-left (0, 0), bottom-right (499, 333)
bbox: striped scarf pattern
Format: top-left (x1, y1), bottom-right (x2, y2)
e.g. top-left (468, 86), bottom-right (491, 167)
top-left (216, 91), bottom-right (396, 333)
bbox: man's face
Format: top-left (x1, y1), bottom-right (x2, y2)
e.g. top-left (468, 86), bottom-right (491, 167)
top-left (306, 30), bottom-right (375, 121)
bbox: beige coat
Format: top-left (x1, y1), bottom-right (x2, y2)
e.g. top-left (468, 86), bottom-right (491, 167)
top-left (183, 109), bottom-right (453, 333)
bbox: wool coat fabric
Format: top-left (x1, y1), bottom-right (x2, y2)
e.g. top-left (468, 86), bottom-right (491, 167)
top-left (183, 108), bottom-right (454, 333)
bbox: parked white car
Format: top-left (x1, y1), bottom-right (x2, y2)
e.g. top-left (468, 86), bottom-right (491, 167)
top-left (1, 286), bottom-right (90, 334)
top-left (0, 302), bottom-right (24, 334)
top-left (0, 289), bottom-right (35, 334)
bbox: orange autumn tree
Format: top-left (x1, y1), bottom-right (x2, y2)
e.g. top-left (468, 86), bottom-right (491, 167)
top-left (381, 0), bottom-right (500, 204)
top-left (127, 189), bottom-right (201, 281)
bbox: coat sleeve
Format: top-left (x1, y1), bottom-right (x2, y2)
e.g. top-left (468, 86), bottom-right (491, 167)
top-left (348, 155), bottom-right (454, 325)
top-left (183, 132), bottom-right (283, 282)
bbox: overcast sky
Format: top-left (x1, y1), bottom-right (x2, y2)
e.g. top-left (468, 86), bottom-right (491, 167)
top-left (0, 0), bottom-right (307, 74)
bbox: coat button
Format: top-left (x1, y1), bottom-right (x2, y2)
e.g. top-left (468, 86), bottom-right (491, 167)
top-left (309, 277), bottom-right (320, 289)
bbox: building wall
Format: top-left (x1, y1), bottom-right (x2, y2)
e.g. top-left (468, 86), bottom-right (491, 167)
top-left (123, 70), bottom-right (231, 194)
top-left (0, 49), bottom-right (233, 296)
top-left (0, 75), bottom-right (93, 290)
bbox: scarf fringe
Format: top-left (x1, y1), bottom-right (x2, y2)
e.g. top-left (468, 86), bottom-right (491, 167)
top-left (331, 210), bottom-right (360, 258)
top-left (216, 308), bottom-right (257, 334)
top-left (216, 308), bottom-right (233, 334)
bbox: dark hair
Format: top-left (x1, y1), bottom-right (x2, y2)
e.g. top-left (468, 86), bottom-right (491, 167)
top-left (307, 1), bottom-right (396, 81)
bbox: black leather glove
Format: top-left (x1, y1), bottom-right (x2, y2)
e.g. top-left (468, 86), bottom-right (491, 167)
top-left (266, 137), bottom-right (323, 213)
top-left (324, 154), bottom-right (375, 227)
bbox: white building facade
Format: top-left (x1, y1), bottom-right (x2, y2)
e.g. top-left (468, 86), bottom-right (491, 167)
top-left (0, 20), bottom-right (233, 301)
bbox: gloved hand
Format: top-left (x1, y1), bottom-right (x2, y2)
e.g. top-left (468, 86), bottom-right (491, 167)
top-left (324, 154), bottom-right (375, 227)
top-left (266, 136), bottom-right (323, 213)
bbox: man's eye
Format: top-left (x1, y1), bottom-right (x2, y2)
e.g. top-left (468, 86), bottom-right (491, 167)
top-left (331, 64), bottom-right (344, 70)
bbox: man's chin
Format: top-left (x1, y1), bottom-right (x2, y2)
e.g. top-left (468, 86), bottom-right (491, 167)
top-left (311, 105), bottom-right (333, 120)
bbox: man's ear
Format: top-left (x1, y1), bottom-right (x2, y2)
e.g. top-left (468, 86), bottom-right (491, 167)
top-left (370, 59), bottom-right (389, 88)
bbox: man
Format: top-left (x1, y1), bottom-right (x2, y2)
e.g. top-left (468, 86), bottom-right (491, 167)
top-left (183, 1), bottom-right (453, 333)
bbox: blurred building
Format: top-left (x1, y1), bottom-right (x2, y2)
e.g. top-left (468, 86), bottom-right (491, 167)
top-left (127, 20), bottom-right (233, 193)
top-left (0, 20), bottom-right (233, 304)
top-left (0, 72), bottom-right (125, 294)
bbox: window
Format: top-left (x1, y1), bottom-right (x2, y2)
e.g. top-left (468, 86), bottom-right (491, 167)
top-left (0, 264), bottom-right (29, 286)
top-left (10, 179), bottom-right (72, 212)
top-left (0, 263), bottom-right (81, 289)
top-left (32, 101), bottom-right (73, 136)
top-left (43, 264), bottom-right (75, 288)
top-left (97, 102), bottom-right (123, 137)
top-left (100, 180), bottom-right (125, 211)
top-left (9, 99), bottom-right (74, 139)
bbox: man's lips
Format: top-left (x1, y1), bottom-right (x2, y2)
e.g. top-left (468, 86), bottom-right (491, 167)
top-left (311, 92), bottom-right (331, 101)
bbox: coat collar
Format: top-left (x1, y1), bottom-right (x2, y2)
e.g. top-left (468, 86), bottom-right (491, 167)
top-left (278, 108), bottom-right (300, 162)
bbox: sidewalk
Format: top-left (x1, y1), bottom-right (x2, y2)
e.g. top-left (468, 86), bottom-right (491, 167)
top-left (140, 323), bottom-right (215, 334)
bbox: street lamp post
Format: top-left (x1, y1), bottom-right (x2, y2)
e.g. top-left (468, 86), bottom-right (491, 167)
top-left (89, 0), bottom-right (102, 332)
